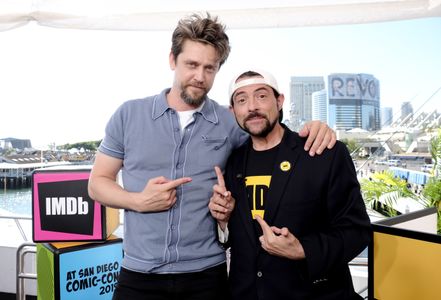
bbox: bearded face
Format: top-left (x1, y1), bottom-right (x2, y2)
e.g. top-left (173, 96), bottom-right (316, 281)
top-left (169, 40), bottom-right (220, 108)
top-left (180, 83), bottom-right (208, 107)
top-left (239, 110), bottom-right (279, 138)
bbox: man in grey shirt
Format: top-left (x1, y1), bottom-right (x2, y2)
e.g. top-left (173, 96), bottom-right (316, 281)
top-left (88, 13), bottom-right (336, 300)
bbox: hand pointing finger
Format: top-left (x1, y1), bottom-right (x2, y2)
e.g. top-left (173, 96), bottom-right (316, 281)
top-left (255, 215), bottom-right (274, 237)
top-left (162, 177), bottom-right (192, 190)
top-left (214, 166), bottom-right (225, 187)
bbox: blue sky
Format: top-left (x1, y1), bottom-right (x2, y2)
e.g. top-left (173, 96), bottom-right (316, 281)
top-left (1, 17), bottom-right (440, 149)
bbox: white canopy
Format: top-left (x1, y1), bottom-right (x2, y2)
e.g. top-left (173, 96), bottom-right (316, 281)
top-left (1, 0), bottom-right (441, 31)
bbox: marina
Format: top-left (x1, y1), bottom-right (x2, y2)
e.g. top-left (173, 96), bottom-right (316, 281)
top-left (1, 161), bottom-right (73, 190)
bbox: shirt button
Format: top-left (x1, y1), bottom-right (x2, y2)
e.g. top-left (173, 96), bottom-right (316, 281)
top-left (257, 271), bottom-right (263, 277)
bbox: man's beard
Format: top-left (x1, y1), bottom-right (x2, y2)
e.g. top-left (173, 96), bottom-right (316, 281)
top-left (240, 112), bottom-right (278, 138)
top-left (181, 85), bottom-right (207, 107)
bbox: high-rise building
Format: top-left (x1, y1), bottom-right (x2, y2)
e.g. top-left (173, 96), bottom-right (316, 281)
top-left (328, 73), bottom-right (380, 131)
top-left (401, 101), bottom-right (413, 120)
top-left (289, 76), bottom-right (325, 130)
top-left (0, 138), bottom-right (32, 150)
top-left (381, 107), bottom-right (393, 127)
top-left (311, 89), bottom-right (328, 123)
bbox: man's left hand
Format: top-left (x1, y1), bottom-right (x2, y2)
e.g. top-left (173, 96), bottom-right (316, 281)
top-left (255, 216), bottom-right (305, 260)
top-left (208, 166), bottom-right (234, 231)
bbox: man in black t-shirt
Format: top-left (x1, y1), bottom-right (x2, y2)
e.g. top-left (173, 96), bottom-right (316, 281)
top-left (208, 69), bottom-right (371, 300)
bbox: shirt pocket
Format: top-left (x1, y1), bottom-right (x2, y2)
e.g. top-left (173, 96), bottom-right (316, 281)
top-left (197, 135), bottom-right (229, 168)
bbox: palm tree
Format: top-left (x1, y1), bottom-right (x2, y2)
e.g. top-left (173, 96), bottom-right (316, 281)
top-left (428, 128), bottom-right (441, 177)
top-left (360, 171), bottom-right (422, 217)
top-left (360, 128), bottom-right (441, 233)
top-left (422, 128), bottom-right (441, 233)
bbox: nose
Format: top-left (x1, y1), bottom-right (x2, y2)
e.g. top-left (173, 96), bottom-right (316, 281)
top-left (193, 67), bottom-right (205, 83)
top-left (247, 98), bottom-right (258, 112)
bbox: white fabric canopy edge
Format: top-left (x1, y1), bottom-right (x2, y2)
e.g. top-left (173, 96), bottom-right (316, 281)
top-left (0, 0), bottom-right (441, 31)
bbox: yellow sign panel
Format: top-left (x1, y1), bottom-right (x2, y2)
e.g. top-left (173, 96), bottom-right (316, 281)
top-left (373, 232), bottom-right (441, 300)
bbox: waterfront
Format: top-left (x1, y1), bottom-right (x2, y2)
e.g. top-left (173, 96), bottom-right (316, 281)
top-left (0, 188), bottom-right (32, 216)
top-left (0, 160), bottom-right (431, 218)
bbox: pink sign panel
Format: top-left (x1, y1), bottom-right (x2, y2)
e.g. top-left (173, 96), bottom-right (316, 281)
top-left (33, 171), bottom-right (104, 241)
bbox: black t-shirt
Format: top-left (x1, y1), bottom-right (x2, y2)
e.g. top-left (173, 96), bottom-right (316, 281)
top-left (245, 144), bottom-right (280, 235)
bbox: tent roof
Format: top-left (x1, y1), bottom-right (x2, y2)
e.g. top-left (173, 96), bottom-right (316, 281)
top-left (1, 0), bottom-right (441, 31)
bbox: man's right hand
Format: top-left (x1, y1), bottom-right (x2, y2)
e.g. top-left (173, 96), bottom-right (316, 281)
top-left (208, 166), bottom-right (235, 230)
top-left (132, 176), bottom-right (192, 212)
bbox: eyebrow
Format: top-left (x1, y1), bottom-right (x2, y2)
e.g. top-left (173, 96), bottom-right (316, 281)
top-left (254, 87), bottom-right (270, 93)
top-left (234, 86), bottom-right (270, 98)
top-left (183, 58), bottom-right (218, 69)
top-left (183, 59), bottom-right (199, 65)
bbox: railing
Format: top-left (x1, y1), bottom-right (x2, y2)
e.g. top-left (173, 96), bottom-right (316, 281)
top-left (2, 213), bottom-right (367, 298)
top-left (16, 243), bottom-right (36, 300)
top-left (0, 214), bottom-right (35, 299)
top-left (350, 256), bottom-right (368, 267)
top-left (0, 214), bottom-right (32, 241)
top-left (349, 257), bottom-right (368, 299)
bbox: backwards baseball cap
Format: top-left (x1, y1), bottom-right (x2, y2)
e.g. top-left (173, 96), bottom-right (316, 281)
top-left (228, 68), bottom-right (280, 103)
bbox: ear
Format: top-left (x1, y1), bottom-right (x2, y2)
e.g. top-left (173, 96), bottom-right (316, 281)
top-left (276, 94), bottom-right (285, 110)
top-left (169, 51), bottom-right (176, 70)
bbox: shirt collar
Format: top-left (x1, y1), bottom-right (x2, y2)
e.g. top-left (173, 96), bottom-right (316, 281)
top-left (152, 88), bottom-right (219, 124)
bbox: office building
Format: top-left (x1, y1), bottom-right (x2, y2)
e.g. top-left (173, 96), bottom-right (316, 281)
top-left (289, 76), bottom-right (325, 130)
top-left (401, 101), bottom-right (413, 120)
top-left (328, 73), bottom-right (380, 131)
top-left (381, 107), bottom-right (393, 127)
top-left (311, 89), bottom-right (328, 123)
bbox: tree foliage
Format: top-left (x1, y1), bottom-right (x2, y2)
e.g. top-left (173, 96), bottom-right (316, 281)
top-left (423, 128), bottom-right (441, 233)
top-left (340, 138), bottom-right (359, 156)
top-left (57, 140), bottom-right (101, 151)
top-left (429, 128), bottom-right (441, 178)
top-left (423, 177), bottom-right (441, 233)
top-left (360, 171), bottom-right (417, 217)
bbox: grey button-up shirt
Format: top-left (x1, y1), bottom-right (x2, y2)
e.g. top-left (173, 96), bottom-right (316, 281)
top-left (99, 88), bottom-right (247, 273)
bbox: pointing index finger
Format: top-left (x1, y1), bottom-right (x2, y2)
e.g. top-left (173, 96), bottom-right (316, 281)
top-left (255, 215), bottom-right (273, 237)
top-left (163, 177), bottom-right (192, 190)
top-left (214, 166), bottom-right (225, 187)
